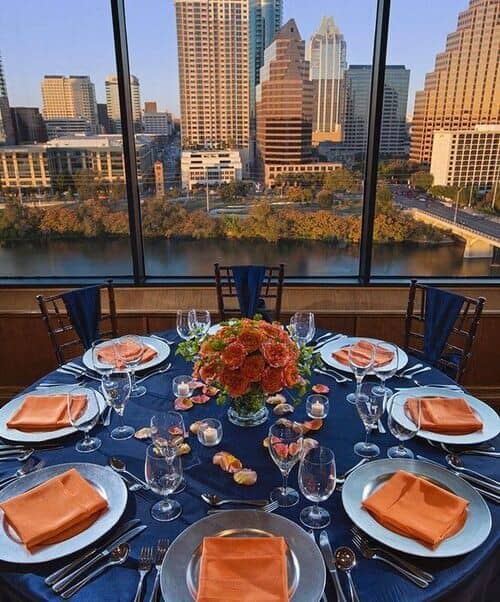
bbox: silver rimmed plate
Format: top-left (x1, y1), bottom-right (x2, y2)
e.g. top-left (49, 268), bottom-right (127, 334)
top-left (320, 336), bottom-right (408, 374)
top-left (0, 462), bottom-right (127, 563)
top-left (160, 510), bottom-right (325, 602)
top-left (0, 385), bottom-right (106, 443)
top-left (82, 335), bottom-right (170, 373)
top-left (342, 458), bottom-right (491, 558)
top-left (389, 386), bottom-right (500, 445)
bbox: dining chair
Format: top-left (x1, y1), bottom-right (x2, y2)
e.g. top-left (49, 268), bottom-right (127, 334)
top-left (404, 279), bottom-right (485, 383)
top-left (36, 279), bottom-right (118, 366)
top-left (214, 263), bottom-right (285, 322)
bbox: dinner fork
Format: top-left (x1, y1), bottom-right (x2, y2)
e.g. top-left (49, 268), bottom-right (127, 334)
top-left (134, 546), bottom-right (154, 602)
top-left (207, 500), bottom-right (279, 514)
top-left (149, 539), bottom-right (169, 602)
top-left (314, 368), bottom-right (351, 384)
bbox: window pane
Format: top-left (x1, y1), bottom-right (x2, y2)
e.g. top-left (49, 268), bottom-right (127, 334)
top-left (125, 0), bottom-right (376, 278)
top-left (0, 0), bottom-right (133, 278)
top-left (372, 0), bottom-right (500, 278)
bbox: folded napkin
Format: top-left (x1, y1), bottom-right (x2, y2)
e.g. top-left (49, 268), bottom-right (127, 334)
top-left (332, 340), bottom-right (394, 368)
top-left (362, 470), bottom-right (468, 549)
top-left (406, 396), bottom-right (483, 435)
top-left (0, 468), bottom-right (108, 552)
top-left (98, 340), bottom-right (157, 369)
top-left (197, 536), bottom-right (288, 602)
top-left (7, 393), bottom-right (87, 432)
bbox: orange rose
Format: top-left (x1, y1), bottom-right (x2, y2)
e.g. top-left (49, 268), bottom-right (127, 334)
top-left (262, 366), bottom-right (284, 394)
top-left (221, 368), bottom-right (250, 397)
top-left (282, 362), bottom-right (300, 387)
top-left (221, 341), bottom-right (247, 370)
top-left (237, 329), bottom-right (263, 353)
top-left (241, 353), bottom-right (266, 382)
top-left (199, 359), bottom-right (219, 382)
top-left (261, 339), bottom-right (290, 368)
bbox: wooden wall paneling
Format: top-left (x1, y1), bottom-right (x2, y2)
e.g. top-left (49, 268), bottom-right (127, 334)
top-left (355, 315), bottom-right (406, 347)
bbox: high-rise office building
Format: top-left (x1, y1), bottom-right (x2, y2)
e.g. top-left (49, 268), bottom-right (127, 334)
top-left (411, 0), bottom-right (499, 164)
top-left (97, 103), bottom-right (110, 134)
top-left (256, 19), bottom-right (313, 179)
top-left (343, 65), bottom-right (409, 157)
top-left (144, 101), bottom-right (158, 114)
top-left (105, 75), bottom-right (142, 134)
top-left (0, 55), bottom-right (16, 145)
top-left (41, 75), bottom-right (98, 133)
top-left (307, 16), bottom-right (347, 144)
top-left (11, 107), bottom-right (47, 144)
top-left (175, 0), bottom-right (250, 150)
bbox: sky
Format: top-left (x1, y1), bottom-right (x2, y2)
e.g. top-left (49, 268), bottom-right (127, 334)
top-left (0, 0), bottom-right (470, 118)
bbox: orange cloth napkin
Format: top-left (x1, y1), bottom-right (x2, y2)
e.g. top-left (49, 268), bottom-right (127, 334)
top-left (362, 470), bottom-right (468, 549)
top-left (7, 394), bottom-right (87, 432)
top-left (332, 340), bottom-right (394, 368)
top-left (0, 468), bottom-right (108, 552)
top-left (406, 396), bottom-right (483, 435)
top-left (196, 537), bottom-right (288, 602)
top-left (98, 340), bottom-right (157, 369)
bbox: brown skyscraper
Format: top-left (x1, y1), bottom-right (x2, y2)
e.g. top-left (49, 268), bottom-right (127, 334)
top-left (256, 19), bottom-right (313, 177)
top-left (411, 0), bottom-right (499, 163)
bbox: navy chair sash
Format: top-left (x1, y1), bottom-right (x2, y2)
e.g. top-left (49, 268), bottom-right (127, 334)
top-left (231, 265), bottom-right (271, 321)
top-left (423, 287), bottom-right (465, 366)
top-left (61, 285), bottom-right (102, 350)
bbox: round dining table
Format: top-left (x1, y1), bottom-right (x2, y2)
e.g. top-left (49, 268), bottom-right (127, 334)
top-left (0, 328), bottom-right (498, 602)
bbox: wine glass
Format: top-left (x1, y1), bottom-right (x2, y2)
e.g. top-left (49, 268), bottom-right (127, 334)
top-left (298, 446), bottom-right (336, 529)
top-left (176, 310), bottom-right (193, 341)
top-left (387, 395), bottom-right (421, 459)
top-left (188, 309), bottom-right (211, 339)
top-left (151, 412), bottom-right (188, 493)
top-left (91, 338), bottom-right (116, 380)
top-left (101, 372), bottom-right (134, 440)
top-left (289, 312), bottom-right (315, 346)
top-left (67, 387), bottom-right (101, 453)
top-left (145, 445), bottom-right (183, 522)
top-left (372, 342), bottom-right (399, 397)
top-left (268, 421), bottom-right (303, 507)
top-left (118, 335), bottom-right (147, 398)
top-left (354, 386), bottom-right (384, 458)
top-left (346, 341), bottom-right (375, 405)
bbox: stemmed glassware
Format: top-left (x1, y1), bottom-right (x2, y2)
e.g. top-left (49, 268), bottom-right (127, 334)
top-left (354, 386), bottom-right (384, 458)
top-left (91, 338), bottom-right (116, 382)
top-left (118, 335), bottom-right (147, 399)
top-left (289, 312), bottom-right (315, 346)
top-left (67, 387), bottom-right (101, 453)
top-left (145, 444), bottom-right (183, 522)
top-left (267, 421), bottom-right (303, 507)
top-left (387, 395), bottom-right (421, 459)
top-left (298, 446), bottom-right (336, 529)
top-left (372, 342), bottom-right (399, 397)
top-left (101, 372), bottom-right (134, 440)
top-left (176, 310), bottom-right (193, 341)
top-left (346, 341), bottom-right (375, 405)
top-left (188, 309), bottom-right (211, 339)
top-left (150, 412), bottom-right (188, 493)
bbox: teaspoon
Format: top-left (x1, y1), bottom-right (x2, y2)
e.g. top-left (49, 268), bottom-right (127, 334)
top-left (335, 546), bottom-right (360, 602)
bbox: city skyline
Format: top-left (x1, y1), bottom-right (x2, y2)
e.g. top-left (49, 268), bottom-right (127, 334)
top-left (0, 0), bottom-right (470, 117)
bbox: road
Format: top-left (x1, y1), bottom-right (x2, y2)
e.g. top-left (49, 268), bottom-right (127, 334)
top-left (395, 194), bottom-right (500, 241)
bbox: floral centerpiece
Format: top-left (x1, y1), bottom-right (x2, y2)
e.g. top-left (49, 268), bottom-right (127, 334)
top-left (177, 318), bottom-right (317, 427)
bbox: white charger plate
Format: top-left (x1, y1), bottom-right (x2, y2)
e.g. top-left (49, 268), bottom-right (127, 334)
top-left (82, 335), bottom-right (170, 373)
top-left (0, 385), bottom-right (106, 444)
top-left (320, 336), bottom-right (408, 374)
top-left (389, 386), bottom-right (500, 445)
top-left (0, 463), bottom-right (127, 563)
top-left (342, 458), bottom-right (491, 558)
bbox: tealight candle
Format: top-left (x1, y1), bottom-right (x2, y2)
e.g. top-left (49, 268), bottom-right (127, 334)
top-left (203, 426), bottom-right (218, 445)
top-left (173, 375), bottom-right (193, 399)
top-left (177, 382), bottom-right (190, 397)
top-left (197, 419), bottom-right (223, 447)
top-left (306, 394), bottom-right (329, 419)
top-left (311, 401), bottom-right (324, 417)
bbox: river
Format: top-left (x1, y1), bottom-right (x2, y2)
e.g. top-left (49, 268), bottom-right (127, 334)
top-left (0, 238), bottom-right (497, 278)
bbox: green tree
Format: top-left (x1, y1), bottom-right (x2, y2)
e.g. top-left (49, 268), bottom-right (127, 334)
top-left (316, 189), bottom-right (333, 207)
top-left (410, 171), bottom-right (433, 191)
top-left (324, 168), bottom-right (360, 193)
top-left (376, 185), bottom-right (393, 212)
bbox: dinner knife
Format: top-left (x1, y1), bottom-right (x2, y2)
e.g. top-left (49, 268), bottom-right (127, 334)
top-left (319, 531), bottom-right (348, 602)
top-left (52, 524), bottom-right (147, 593)
top-left (45, 519), bottom-right (141, 586)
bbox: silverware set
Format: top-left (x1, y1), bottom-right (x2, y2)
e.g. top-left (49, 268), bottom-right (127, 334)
top-left (394, 364), bottom-right (432, 384)
top-left (132, 540), bottom-right (169, 602)
top-left (45, 519), bottom-right (147, 598)
top-left (108, 456), bottom-right (157, 502)
top-left (314, 366), bottom-right (352, 384)
top-left (426, 438), bottom-right (499, 458)
top-left (206, 500), bottom-right (279, 514)
top-left (0, 458), bottom-right (45, 489)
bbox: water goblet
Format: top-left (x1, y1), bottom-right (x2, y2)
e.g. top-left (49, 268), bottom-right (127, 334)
top-left (268, 421), bottom-right (303, 507)
top-left (387, 395), bottom-right (421, 459)
top-left (101, 372), bottom-right (134, 440)
top-left (151, 412), bottom-right (188, 493)
top-left (298, 446), bottom-right (336, 529)
top-left (354, 386), bottom-right (384, 458)
top-left (372, 342), bottom-right (399, 397)
top-left (145, 445), bottom-right (183, 522)
top-left (289, 312), bottom-right (315, 346)
top-left (67, 387), bottom-right (101, 453)
top-left (176, 310), bottom-right (193, 341)
top-left (91, 338), bottom-right (116, 381)
top-left (346, 341), bottom-right (375, 405)
top-left (188, 309), bottom-right (211, 339)
top-left (118, 335), bottom-right (147, 398)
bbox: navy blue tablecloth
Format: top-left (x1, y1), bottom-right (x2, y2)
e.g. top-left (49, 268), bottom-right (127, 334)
top-left (0, 329), bottom-right (498, 602)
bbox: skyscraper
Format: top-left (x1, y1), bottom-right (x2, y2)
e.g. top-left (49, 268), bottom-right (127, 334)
top-left (105, 75), bottom-right (142, 134)
top-left (41, 75), bottom-right (98, 133)
top-left (256, 19), bottom-right (313, 176)
top-left (307, 16), bottom-right (347, 144)
top-left (175, 0), bottom-right (250, 150)
top-left (11, 107), bottom-right (47, 144)
top-left (411, 0), bottom-right (499, 164)
top-left (0, 55), bottom-right (16, 145)
top-left (343, 65), bottom-right (410, 157)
